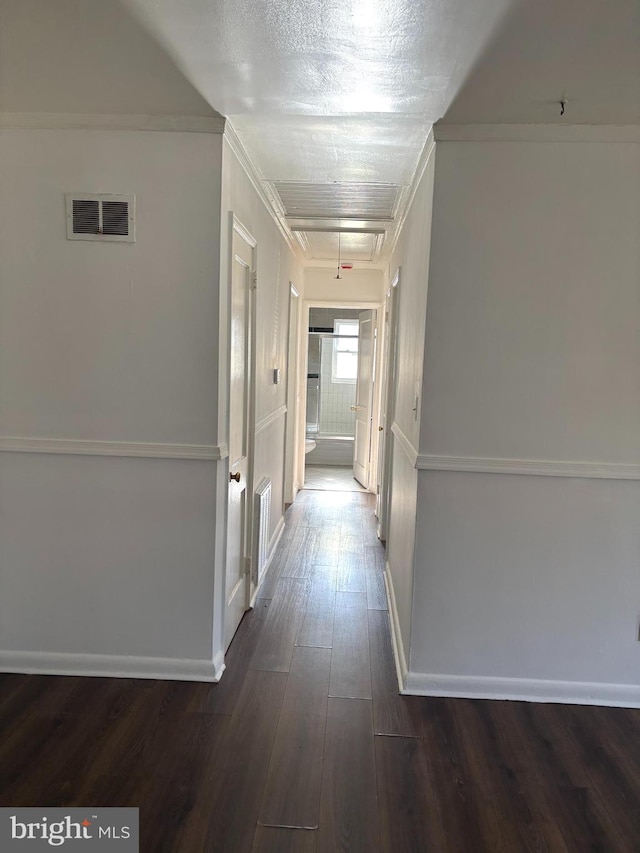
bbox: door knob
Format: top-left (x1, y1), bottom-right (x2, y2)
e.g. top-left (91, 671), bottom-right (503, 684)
top-left (229, 472), bottom-right (241, 483)
top-left (379, 426), bottom-right (384, 431)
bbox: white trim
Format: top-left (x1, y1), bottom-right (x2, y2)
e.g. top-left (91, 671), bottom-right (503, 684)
top-left (0, 112), bottom-right (226, 134)
top-left (232, 212), bottom-right (258, 248)
top-left (255, 405), bottom-right (287, 436)
top-left (433, 123), bottom-right (640, 144)
top-left (224, 122), bottom-right (301, 260)
top-left (389, 129), bottom-right (436, 257)
top-left (0, 436), bottom-right (229, 460)
top-left (402, 672), bottom-right (640, 708)
top-left (0, 650), bottom-right (225, 682)
top-left (383, 565), bottom-right (408, 691)
top-left (390, 422), bottom-right (419, 468)
top-left (416, 454), bottom-right (640, 480)
top-left (250, 516), bottom-right (286, 606)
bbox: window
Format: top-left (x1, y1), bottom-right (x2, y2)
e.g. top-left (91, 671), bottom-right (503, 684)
top-left (332, 319), bottom-right (359, 383)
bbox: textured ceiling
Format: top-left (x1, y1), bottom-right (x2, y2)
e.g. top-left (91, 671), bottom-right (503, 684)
top-left (121, 0), bottom-right (638, 265)
top-left (4, 0), bottom-right (636, 267)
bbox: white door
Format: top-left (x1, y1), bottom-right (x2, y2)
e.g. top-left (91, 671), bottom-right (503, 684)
top-left (225, 222), bottom-right (255, 650)
top-left (353, 309), bottom-right (376, 488)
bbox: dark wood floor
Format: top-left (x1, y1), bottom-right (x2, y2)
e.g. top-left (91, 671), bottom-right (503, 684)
top-left (2, 488), bottom-right (640, 851)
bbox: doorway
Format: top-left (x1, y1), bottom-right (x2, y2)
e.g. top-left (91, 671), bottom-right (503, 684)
top-left (302, 303), bottom-right (380, 494)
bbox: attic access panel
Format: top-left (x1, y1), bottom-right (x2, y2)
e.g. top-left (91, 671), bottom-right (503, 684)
top-left (66, 194), bottom-right (135, 242)
top-left (273, 182), bottom-right (398, 221)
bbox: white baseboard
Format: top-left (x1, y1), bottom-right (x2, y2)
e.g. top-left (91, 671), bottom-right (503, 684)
top-left (0, 650), bottom-right (225, 682)
top-left (383, 564), bottom-right (408, 691)
top-left (403, 672), bottom-right (640, 708)
top-left (251, 515), bottom-right (286, 606)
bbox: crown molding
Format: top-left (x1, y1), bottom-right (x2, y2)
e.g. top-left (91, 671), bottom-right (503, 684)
top-left (433, 123), bottom-right (640, 143)
top-left (416, 454), bottom-right (640, 480)
top-left (223, 121), bottom-right (302, 262)
top-left (389, 128), bottom-right (436, 257)
top-left (0, 112), bottom-right (226, 134)
top-left (0, 435), bottom-right (229, 461)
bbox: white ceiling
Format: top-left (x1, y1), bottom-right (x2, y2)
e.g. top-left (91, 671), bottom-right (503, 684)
top-left (3, 0), bottom-right (638, 266)
top-left (122, 0), bottom-right (517, 264)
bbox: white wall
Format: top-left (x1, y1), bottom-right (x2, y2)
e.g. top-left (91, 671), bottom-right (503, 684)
top-left (0, 0), bottom-right (217, 116)
top-left (0, 127), bottom-right (224, 679)
top-left (384, 140), bottom-right (437, 665)
top-left (409, 134), bottom-right (640, 704)
top-left (304, 267), bottom-right (384, 304)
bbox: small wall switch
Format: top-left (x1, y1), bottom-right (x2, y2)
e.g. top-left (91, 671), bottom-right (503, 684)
top-left (273, 368), bottom-right (281, 385)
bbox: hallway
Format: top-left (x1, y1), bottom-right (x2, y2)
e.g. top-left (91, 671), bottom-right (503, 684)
top-left (1, 491), bottom-right (640, 851)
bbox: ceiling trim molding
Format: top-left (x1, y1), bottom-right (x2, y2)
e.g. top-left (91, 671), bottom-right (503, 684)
top-left (416, 454), bottom-right (640, 480)
top-left (434, 124), bottom-right (640, 143)
top-left (292, 229), bottom-right (312, 259)
top-left (0, 435), bottom-right (228, 461)
top-left (389, 129), bottom-right (436, 257)
top-left (0, 112), bottom-right (226, 134)
top-left (223, 121), bottom-right (302, 261)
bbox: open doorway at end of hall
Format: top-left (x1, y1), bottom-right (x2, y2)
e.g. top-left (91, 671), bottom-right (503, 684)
top-left (302, 303), bottom-right (380, 494)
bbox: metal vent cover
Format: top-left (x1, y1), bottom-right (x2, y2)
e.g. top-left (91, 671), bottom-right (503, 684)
top-left (273, 182), bottom-right (398, 221)
top-left (66, 194), bottom-right (135, 242)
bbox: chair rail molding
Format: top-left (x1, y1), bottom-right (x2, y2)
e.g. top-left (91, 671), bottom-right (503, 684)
top-left (0, 436), bottom-right (229, 461)
top-left (255, 405), bottom-right (287, 436)
top-left (416, 453), bottom-right (640, 480)
top-left (390, 422), bottom-right (419, 468)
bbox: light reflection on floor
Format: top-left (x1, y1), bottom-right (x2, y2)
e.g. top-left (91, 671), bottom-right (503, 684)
top-left (303, 465), bottom-right (368, 493)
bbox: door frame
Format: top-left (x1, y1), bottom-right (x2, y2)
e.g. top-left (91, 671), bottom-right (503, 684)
top-left (376, 267), bottom-right (400, 541)
top-left (284, 283), bottom-right (301, 505)
top-left (301, 299), bottom-right (383, 491)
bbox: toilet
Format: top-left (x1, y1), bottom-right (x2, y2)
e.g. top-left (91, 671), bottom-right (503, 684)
top-left (304, 439), bottom-right (316, 454)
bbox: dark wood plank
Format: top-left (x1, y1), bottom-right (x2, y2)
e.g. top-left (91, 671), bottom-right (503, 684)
top-left (490, 701), bottom-right (628, 851)
top-left (186, 600), bottom-right (271, 715)
top-left (250, 577), bottom-right (309, 672)
top-left (451, 699), bottom-right (568, 852)
top-left (365, 569), bottom-right (387, 610)
top-left (252, 826), bottom-right (317, 853)
top-left (375, 735), bottom-right (447, 852)
top-left (177, 669), bottom-right (288, 853)
top-left (317, 698), bottom-right (379, 853)
top-left (368, 609), bottom-right (422, 737)
top-left (335, 563), bottom-right (366, 594)
top-left (364, 544), bottom-right (386, 572)
top-left (281, 527), bottom-right (319, 578)
top-left (296, 572), bottom-right (336, 648)
top-left (123, 712), bottom-right (231, 853)
top-left (559, 703), bottom-right (640, 848)
top-left (329, 592), bottom-right (371, 700)
top-left (259, 646), bottom-right (331, 828)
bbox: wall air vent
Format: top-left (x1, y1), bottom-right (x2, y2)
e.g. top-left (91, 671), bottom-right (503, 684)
top-left (66, 194), bottom-right (135, 242)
